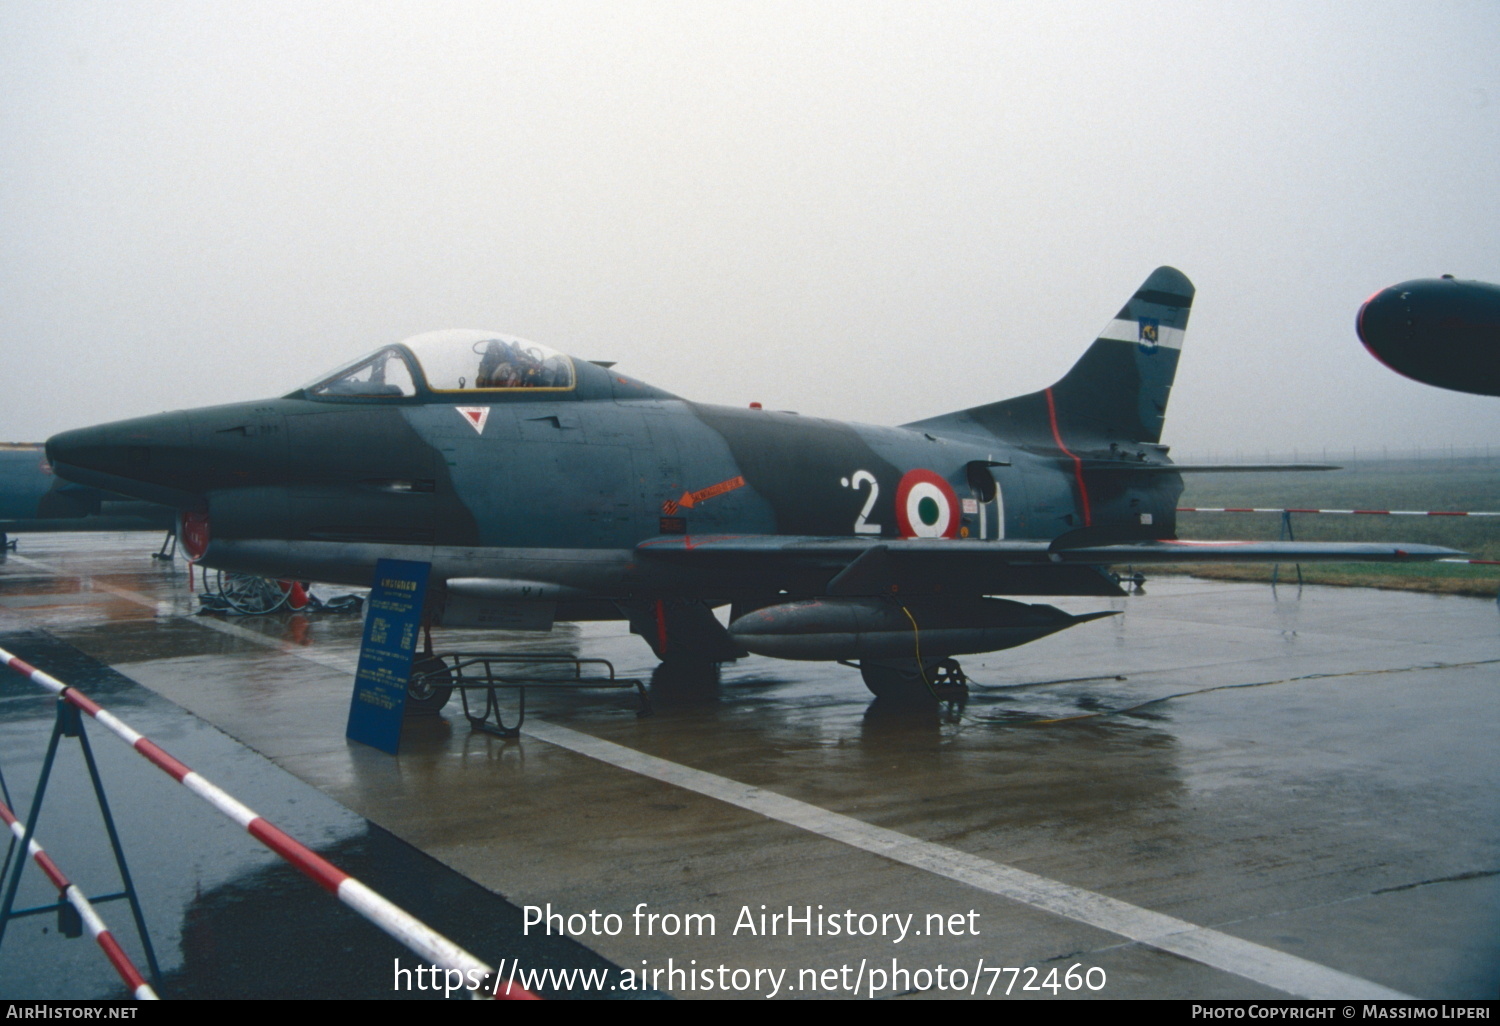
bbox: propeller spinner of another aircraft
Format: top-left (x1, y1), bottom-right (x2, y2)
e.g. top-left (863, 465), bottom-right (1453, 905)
top-left (45, 268), bottom-right (1462, 704)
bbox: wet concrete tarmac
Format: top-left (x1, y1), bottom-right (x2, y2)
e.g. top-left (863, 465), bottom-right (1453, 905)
top-left (1, 533), bottom-right (1497, 1000)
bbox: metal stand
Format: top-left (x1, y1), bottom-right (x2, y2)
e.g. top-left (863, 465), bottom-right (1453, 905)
top-left (418, 653), bottom-right (649, 738)
top-left (0, 698), bottom-right (162, 988)
top-left (1271, 509), bottom-right (1304, 589)
top-left (923, 659), bottom-right (971, 705)
top-left (151, 528), bottom-right (177, 561)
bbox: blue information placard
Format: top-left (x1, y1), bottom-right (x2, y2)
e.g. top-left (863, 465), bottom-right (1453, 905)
top-left (346, 558), bottom-right (431, 754)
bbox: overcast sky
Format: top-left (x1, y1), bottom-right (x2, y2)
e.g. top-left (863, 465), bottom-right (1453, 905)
top-left (3, 1), bottom-right (1499, 456)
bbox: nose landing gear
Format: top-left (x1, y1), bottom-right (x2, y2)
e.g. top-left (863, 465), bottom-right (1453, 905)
top-left (856, 658), bottom-right (969, 704)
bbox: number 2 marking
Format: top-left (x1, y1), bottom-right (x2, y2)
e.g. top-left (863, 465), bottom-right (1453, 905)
top-left (850, 469), bottom-right (880, 534)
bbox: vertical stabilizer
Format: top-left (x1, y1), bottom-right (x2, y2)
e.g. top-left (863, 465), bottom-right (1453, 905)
top-left (908, 266), bottom-right (1194, 449)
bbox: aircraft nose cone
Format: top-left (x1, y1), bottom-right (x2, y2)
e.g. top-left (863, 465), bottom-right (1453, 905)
top-left (46, 412), bottom-right (201, 507)
top-left (1355, 286), bottom-right (1410, 368)
top-left (1356, 278), bottom-right (1500, 397)
top-left (47, 413), bottom-right (187, 477)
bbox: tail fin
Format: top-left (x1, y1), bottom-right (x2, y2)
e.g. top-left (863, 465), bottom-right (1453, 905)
top-left (908, 266), bottom-right (1194, 449)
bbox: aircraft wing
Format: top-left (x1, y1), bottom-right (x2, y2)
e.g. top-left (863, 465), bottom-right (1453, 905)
top-left (636, 535), bottom-right (1462, 564)
top-left (635, 535), bottom-right (1464, 598)
top-left (636, 535), bottom-right (1124, 596)
top-left (1077, 462), bottom-right (1340, 473)
top-left (1039, 539), bottom-right (1464, 563)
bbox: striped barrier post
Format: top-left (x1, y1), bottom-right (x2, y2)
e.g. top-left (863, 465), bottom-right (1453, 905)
top-left (0, 797), bottom-right (158, 1000)
top-left (1178, 507), bottom-right (1500, 517)
top-left (0, 645), bottom-right (539, 1001)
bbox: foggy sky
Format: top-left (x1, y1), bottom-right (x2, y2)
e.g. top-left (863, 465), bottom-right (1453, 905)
top-left (4, 1), bottom-right (1499, 457)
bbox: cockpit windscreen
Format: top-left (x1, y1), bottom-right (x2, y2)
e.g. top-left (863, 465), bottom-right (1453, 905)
top-left (302, 330), bottom-right (577, 398)
top-left (305, 347), bottom-right (416, 397)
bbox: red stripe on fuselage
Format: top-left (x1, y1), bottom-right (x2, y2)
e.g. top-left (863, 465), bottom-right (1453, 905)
top-left (1044, 387), bottom-right (1092, 527)
top-left (654, 599), bottom-right (668, 655)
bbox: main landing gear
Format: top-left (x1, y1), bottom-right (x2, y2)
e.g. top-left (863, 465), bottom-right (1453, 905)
top-left (855, 658), bottom-right (969, 704)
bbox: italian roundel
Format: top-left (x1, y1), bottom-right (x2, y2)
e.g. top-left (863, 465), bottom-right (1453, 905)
top-left (894, 469), bottom-right (960, 538)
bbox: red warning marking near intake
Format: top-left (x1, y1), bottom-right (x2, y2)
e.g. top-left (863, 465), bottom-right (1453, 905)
top-left (675, 475), bottom-right (746, 509)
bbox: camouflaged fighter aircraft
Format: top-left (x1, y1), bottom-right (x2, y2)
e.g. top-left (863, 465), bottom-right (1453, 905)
top-left (45, 267), bottom-right (1461, 703)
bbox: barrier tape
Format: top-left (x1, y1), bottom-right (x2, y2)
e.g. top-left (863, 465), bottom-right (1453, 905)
top-left (0, 646), bottom-right (538, 1001)
top-left (0, 797), bottom-right (158, 1000)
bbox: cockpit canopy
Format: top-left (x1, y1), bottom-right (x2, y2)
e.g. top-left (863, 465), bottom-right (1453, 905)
top-left (303, 330), bottom-right (576, 399)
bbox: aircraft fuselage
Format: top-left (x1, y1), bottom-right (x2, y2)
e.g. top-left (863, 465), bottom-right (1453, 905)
top-left (47, 380), bottom-right (1181, 606)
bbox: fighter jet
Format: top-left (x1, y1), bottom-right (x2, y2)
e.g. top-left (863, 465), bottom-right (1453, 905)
top-left (1357, 275), bottom-right (1500, 397)
top-left (0, 442), bottom-right (174, 549)
top-left (45, 267), bottom-right (1459, 702)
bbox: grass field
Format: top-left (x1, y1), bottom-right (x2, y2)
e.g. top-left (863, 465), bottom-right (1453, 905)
top-left (1163, 455), bottom-right (1500, 596)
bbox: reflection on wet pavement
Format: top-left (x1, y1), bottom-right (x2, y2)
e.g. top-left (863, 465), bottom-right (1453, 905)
top-left (2, 534), bottom-right (1497, 999)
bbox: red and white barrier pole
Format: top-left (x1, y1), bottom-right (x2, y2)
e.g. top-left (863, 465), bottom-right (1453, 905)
top-left (1178, 506), bottom-right (1500, 516)
top-left (0, 645), bottom-right (538, 1001)
top-left (0, 797), bottom-right (158, 1000)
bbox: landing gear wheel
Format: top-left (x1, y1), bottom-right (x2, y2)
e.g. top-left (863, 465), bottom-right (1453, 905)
top-left (405, 656), bottom-right (453, 716)
top-left (859, 658), bottom-right (969, 703)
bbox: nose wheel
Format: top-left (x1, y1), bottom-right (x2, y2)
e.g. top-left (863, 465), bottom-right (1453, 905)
top-left (405, 655), bottom-right (454, 716)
